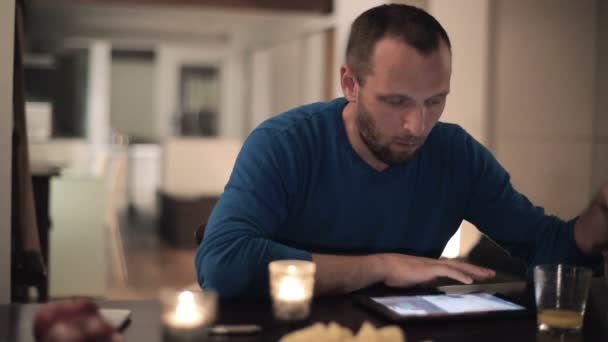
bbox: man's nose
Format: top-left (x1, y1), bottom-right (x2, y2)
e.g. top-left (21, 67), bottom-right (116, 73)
top-left (402, 106), bottom-right (426, 137)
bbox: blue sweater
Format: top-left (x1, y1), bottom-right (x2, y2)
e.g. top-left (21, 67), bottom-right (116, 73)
top-left (196, 98), bottom-right (590, 298)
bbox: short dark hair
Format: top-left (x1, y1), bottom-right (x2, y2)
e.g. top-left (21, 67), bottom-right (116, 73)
top-left (346, 4), bottom-right (451, 83)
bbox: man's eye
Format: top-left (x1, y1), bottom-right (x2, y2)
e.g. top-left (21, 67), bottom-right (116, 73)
top-left (382, 97), bottom-right (408, 106)
top-left (426, 98), bottom-right (444, 106)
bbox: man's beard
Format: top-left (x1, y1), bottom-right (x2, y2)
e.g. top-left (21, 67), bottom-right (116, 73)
top-left (355, 99), bottom-right (422, 166)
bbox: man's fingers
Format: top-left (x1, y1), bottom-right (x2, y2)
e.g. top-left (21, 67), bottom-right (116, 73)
top-left (441, 259), bottom-right (495, 279)
top-left (111, 332), bottom-right (124, 342)
top-left (432, 265), bottom-right (473, 285)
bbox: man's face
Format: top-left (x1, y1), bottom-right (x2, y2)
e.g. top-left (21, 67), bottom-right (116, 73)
top-left (354, 37), bottom-right (451, 165)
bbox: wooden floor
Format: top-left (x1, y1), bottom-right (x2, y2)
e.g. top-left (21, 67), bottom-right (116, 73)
top-left (107, 213), bottom-right (198, 300)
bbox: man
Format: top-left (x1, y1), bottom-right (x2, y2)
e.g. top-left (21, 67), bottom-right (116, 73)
top-left (196, 4), bottom-right (608, 298)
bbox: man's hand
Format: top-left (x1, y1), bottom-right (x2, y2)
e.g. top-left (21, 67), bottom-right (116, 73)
top-left (379, 254), bottom-right (495, 287)
top-left (575, 182), bottom-right (608, 255)
top-left (312, 253), bottom-right (495, 296)
top-left (33, 299), bottom-right (122, 342)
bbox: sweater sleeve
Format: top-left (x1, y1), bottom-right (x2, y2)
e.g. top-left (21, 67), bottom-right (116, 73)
top-left (195, 128), bottom-right (312, 298)
top-left (461, 132), bottom-right (599, 269)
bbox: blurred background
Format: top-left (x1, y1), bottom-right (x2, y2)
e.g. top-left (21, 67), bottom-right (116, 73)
top-left (0, 0), bottom-right (606, 301)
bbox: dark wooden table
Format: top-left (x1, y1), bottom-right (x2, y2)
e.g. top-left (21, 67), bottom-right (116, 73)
top-left (1, 279), bottom-right (607, 342)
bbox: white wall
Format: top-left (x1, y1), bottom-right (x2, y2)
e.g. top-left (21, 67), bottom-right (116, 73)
top-left (0, 0), bottom-right (16, 304)
top-left (493, 0), bottom-right (597, 218)
top-left (220, 53), bottom-right (247, 139)
top-left (430, 0), bottom-right (490, 145)
top-left (110, 58), bottom-right (156, 141)
top-left (593, 1), bottom-right (608, 191)
top-left (301, 32), bottom-right (329, 104)
top-left (250, 49), bottom-right (272, 129)
top-left (248, 31), bottom-right (329, 130)
top-left (271, 40), bottom-right (303, 114)
top-left (392, 1), bottom-right (492, 257)
top-left (428, 0), bottom-right (491, 256)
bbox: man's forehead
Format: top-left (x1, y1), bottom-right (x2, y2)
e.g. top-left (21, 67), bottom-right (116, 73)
top-left (369, 36), bottom-right (452, 68)
top-left (363, 38), bottom-right (451, 93)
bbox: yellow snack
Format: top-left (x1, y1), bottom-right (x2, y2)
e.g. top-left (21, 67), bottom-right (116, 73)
top-left (352, 321), bottom-right (379, 342)
top-left (279, 320), bottom-right (405, 342)
top-left (279, 323), bottom-right (327, 342)
top-left (377, 325), bottom-right (406, 342)
top-left (326, 321), bottom-right (354, 341)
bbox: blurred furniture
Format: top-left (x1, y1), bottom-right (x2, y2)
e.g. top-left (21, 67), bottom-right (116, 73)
top-left (158, 138), bottom-right (241, 248)
top-left (26, 164), bottom-right (60, 302)
top-left (128, 143), bottom-right (161, 218)
top-left (104, 149), bottom-right (129, 288)
top-left (49, 173), bottom-right (108, 298)
top-left (29, 138), bottom-right (104, 176)
top-left (159, 195), bottom-right (216, 248)
top-left (11, 0), bottom-right (46, 304)
top-left (11, 165), bottom-right (59, 303)
top-left (463, 235), bottom-right (527, 283)
top-left (2, 279), bottom-right (608, 341)
top-left (40, 142), bottom-right (129, 298)
top-left (194, 223), bottom-right (206, 246)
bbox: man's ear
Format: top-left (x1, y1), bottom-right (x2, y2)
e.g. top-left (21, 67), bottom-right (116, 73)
top-left (340, 65), bottom-right (359, 102)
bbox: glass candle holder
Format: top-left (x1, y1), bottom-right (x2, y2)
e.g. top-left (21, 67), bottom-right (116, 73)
top-left (160, 289), bottom-right (217, 340)
top-left (269, 260), bottom-right (316, 321)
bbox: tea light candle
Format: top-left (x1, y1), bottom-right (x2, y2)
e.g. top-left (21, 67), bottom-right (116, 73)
top-left (164, 291), bottom-right (204, 329)
top-left (269, 260), bottom-right (316, 321)
top-left (160, 289), bottom-right (217, 340)
top-left (277, 272), bottom-right (306, 301)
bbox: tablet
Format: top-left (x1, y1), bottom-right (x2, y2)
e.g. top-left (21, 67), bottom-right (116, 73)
top-left (355, 292), bottom-right (533, 322)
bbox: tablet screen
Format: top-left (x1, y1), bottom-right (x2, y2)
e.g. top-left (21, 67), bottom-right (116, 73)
top-left (370, 293), bottom-right (526, 317)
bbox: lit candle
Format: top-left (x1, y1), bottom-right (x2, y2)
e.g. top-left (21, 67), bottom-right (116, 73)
top-left (160, 289), bottom-right (217, 339)
top-left (164, 291), bottom-right (205, 329)
top-left (269, 260), bottom-right (316, 321)
top-left (277, 274), bottom-right (306, 302)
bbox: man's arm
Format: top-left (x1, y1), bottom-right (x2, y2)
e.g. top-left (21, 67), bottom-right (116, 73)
top-left (312, 253), bottom-right (495, 295)
top-left (574, 183), bottom-right (608, 255)
top-left (460, 130), bottom-right (603, 267)
top-left (196, 128), bottom-right (310, 298)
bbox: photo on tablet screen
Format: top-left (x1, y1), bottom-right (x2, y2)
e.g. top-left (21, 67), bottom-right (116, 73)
top-left (370, 293), bottom-right (525, 317)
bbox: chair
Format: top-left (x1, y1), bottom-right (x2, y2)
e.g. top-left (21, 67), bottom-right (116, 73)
top-left (103, 149), bottom-right (129, 288)
top-left (195, 223), bottom-right (206, 246)
top-left (158, 138), bottom-right (239, 248)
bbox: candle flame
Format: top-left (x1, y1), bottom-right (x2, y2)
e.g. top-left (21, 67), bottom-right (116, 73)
top-left (175, 291), bottom-right (202, 324)
top-left (278, 276), bottom-right (306, 301)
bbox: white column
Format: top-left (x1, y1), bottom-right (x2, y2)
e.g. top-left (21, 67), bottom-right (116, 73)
top-left (301, 31), bottom-right (328, 104)
top-left (155, 46), bottom-right (174, 138)
top-left (220, 53), bottom-right (246, 139)
top-left (86, 41), bottom-right (111, 152)
top-left (0, 0), bottom-right (16, 304)
top-left (428, 0), bottom-right (491, 257)
top-left (332, 0), bottom-right (388, 98)
top-left (250, 49), bottom-right (272, 129)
